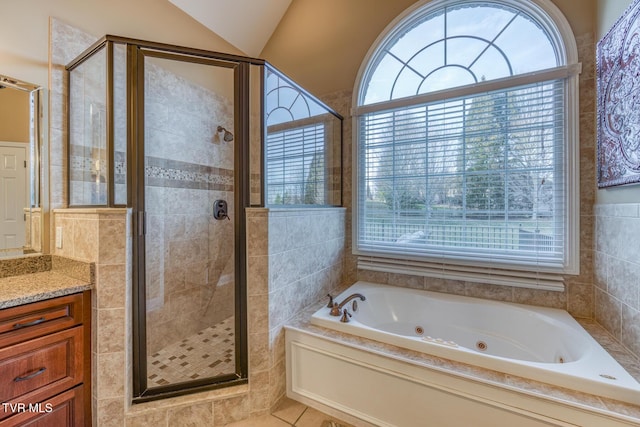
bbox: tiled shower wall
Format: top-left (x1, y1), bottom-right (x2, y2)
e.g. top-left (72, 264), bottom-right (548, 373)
top-left (594, 203), bottom-right (640, 359)
top-left (143, 60), bottom-right (236, 353)
top-left (51, 18), bottom-right (349, 426)
top-left (323, 31), bottom-right (598, 319)
top-left (54, 15), bottom-right (239, 357)
top-left (246, 207), bottom-right (346, 409)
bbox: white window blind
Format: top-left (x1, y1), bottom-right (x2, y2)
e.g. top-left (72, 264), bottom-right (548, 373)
top-left (354, 0), bottom-right (580, 289)
top-left (357, 80), bottom-right (571, 289)
top-left (266, 124), bottom-right (326, 205)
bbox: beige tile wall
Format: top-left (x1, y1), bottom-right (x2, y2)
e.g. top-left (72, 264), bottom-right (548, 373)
top-left (52, 208), bottom-right (130, 426)
top-left (246, 207), bottom-right (347, 411)
top-left (49, 19), bottom-right (97, 215)
top-left (595, 203), bottom-right (640, 359)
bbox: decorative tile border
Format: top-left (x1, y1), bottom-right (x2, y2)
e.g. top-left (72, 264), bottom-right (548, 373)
top-left (145, 156), bottom-right (234, 191)
top-left (69, 150), bottom-right (234, 192)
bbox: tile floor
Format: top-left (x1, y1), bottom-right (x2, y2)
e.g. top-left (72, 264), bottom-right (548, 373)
top-left (147, 316), bottom-right (235, 386)
top-left (226, 398), bottom-right (354, 427)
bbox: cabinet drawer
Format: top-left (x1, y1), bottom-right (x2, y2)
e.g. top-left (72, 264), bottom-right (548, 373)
top-left (0, 327), bottom-right (83, 420)
top-left (0, 385), bottom-right (85, 427)
top-left (0, 294), bottom-right (86, 348)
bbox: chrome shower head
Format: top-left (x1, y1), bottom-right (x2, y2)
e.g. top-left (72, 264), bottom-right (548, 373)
top-left (217, 126), bottom-right (234, 142)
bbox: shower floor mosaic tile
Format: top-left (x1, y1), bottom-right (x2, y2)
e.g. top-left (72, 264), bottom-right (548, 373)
top-left (147, 316), bottom-right (235, 386)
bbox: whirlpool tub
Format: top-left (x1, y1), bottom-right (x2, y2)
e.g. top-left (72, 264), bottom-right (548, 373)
top-left (309, 281), bottom-right (640, 405)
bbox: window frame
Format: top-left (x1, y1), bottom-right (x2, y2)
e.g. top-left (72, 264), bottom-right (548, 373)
top-left (352, 0), bottom-right (581, 289)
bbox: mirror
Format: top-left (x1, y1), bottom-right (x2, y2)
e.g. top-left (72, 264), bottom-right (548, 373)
top-left (0, 74), bottom-right (42, 257)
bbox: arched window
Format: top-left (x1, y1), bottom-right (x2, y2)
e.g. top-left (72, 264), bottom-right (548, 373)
top-left (264, 66), bottom-right (342, 206)
top-left (353, 0), bottom-right (580, 289)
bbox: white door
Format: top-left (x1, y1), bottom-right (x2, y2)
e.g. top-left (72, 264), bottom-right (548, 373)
top-left (0, 144), bottom-right (27, 249)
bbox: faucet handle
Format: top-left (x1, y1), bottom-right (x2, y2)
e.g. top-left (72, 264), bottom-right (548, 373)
top-left (330, 302), bottom-right (341, 316)
top-left (326, 293), bottom-right (334, 308)
top-left (340, 308), bottom-right (352, 323)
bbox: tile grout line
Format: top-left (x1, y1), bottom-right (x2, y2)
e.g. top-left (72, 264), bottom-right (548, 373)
top-left (292, 407), bottom-right (309, 426)
top-left (270, 413), bottom-right (294, 426)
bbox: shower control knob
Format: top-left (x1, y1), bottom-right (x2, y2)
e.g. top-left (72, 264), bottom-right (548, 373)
top-left (213, 200), bottom-right (230, 220)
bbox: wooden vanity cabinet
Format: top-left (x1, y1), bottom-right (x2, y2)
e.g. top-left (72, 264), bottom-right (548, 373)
top-left (0, 292), bottom-right (91, 427)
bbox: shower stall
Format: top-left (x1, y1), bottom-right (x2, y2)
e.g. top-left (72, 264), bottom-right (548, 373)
top-left (66, 36), bottom-right (342, 401)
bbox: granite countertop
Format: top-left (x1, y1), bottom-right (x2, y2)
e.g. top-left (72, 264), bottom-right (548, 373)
top-left (0, 255), bottom-right (93, 309)
top-left (0, 270), bottom-right (92, 309)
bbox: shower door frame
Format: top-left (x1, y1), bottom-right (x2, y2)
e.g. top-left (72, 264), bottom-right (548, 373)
top-left (128, 41), bottom-right (252, 402)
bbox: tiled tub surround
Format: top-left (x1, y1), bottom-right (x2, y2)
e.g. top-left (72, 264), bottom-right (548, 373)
top-left (287, 301), bottom-right (640, 426)
top-left (246, 207), bottom-right (348, 412)
top-left (595, 203), bottom-right (640, 362)
top-left (310, 281), bottom-right (640, 403)
top-left (294, 33), bottom-right (640, 425)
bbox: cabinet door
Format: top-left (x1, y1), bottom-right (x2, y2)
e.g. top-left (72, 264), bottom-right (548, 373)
top-left (0, 327), bottom-right (83, 420)
top-left (0, 385), bottom-right (85, 427)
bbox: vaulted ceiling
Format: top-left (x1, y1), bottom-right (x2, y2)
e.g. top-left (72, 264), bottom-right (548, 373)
top-left (168, 0), bottom-right (292, 57)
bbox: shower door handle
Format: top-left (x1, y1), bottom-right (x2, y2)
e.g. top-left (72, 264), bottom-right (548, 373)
top-left (138, 211), bottom-right (146, 236)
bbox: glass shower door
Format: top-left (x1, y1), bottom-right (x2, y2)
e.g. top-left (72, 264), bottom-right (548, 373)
top-left (139, 51), bottom-right (240, 392)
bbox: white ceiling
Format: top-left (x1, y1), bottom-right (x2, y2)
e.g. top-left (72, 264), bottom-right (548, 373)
top-left (168, 0), bottom-right (292, 57)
